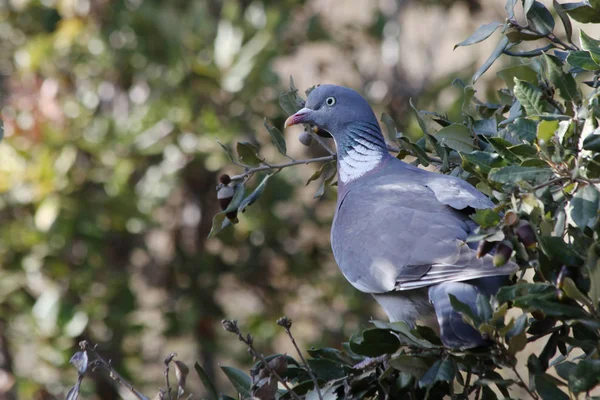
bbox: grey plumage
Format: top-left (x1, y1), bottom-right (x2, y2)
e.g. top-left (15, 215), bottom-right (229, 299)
top-left (285, 85), bottom-right (518, 349)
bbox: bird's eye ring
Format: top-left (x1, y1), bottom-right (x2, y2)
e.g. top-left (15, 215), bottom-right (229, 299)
top-left (325, 96), bottom-right (336, 106)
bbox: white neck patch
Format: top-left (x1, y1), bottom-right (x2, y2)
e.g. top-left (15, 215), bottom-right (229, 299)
top-left (338, 147), bottom-right (382, 183)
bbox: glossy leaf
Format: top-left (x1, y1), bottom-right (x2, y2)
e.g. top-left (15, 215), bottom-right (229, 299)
top-left (566, 51), bottom-right (600, 71)
top-left (564, 3), bottom-right (600, 23)
top-left (526, 1), bottom-right (555, 36)
top-left (581, 30), bottom-right (600, 64)
top-left (236, 142), bottom-right (263, 167)
top-left (389, 355), bottom-right (429, 379)
top-left (473, 35), bottom-right (510, 84)
top-left (220, 366), bottom-right (252, 398)
top-left (195, 362), bottom-right (219, 400)
top-left (454, 22), bottom-right (503, 49)
top-left (239, 174), bottom-right (271, 212)
top-left (568, 185), bottom-right (599, 229)
top-left (497, 65), bottom-right (538, 91)
top-left (553, 0), bottom-right (573, 43)
top-left (418, 359), bottom-right (454, 388)
top-left (349, 328), bottom-right (400, 357)
top-left (513, 79), bottom-right (550, 116)
top-left (488, 165), bottom-right (553, 184)
top-left (542, 54), bottom-right (580, 103)
top-left (434, 124), bottom-right (476, 153)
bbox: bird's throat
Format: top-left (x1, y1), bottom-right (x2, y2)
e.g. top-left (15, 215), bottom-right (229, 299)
top-left (336, 123), bottom-right (388, 183)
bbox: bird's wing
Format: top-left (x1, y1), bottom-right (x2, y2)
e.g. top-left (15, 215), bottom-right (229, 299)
top-left (331, 176), bottom-right (516, 294)
top-left (423, 174), bottom-right (494, 210)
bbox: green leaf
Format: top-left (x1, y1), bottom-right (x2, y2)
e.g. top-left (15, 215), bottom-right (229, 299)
top-left (409, 98), bottom-right (429, 135)
top-left (568, 185), bottom-right (599, 229)
top-left (306, 382), bottom-right (339, 400)
top-left (473, 35), bottom-right (510, 83)
top-left (349, 328), bottom-right (400, 357)
top-left (488, 165), bottom-right (553, 184)
top-left (568, 359), bottom-right (600, 393)
top-left (381, 113), bottom-right (398, 143)
top-left (470, 209), bottom-right (501, 228)
top-left (583, 132), bottom-right (600, 151)
top-left (239, 174), bottom-right (271, 212)
top-left (535, 374), bottom-right (569, 400)
top-left (220, 366), bottom-right (252, 397)
top-left (476, 294), bottom-right (493, 322)
top-left (554, 361), bottom-right (576, 381)
top-left (371, 320), bottom-right (437, 348)
top-left (263, 118), bottom-right (287, 156)
top-left (553, 0), bottom-right (573, 43)
top-left (389, 355), bottom-right (430, 379)
top-left (497, 65), bottom-right (539, 91)
top-left (542, 53), bottom-right (580, 103)
top-left (509, 118), bottom-right (538, 143)
top-left (307, 359), bottom-right (345, 381)
top-left (586, 244), bottom-right (600, 309)
top-left (449, 294), bottom-right (481, 328)
top-left (526, 1), bottom-right (555, 35)
top-left (195, 362), bottom-right (219, 400)
top-left (566, 51), bottom-right (600, 71)
top-left (434, 124), bottom-right (476, 153)
top-left (581, 30), bottom-right (600, 64)
top-left (539, 236), bottom-right (584, 266)
top-left (398, 138), bottom-right (430, 167)
top-left (564, 3), bottom-right (600, 23)
top-left (236, 142), bottom-right (262, 167)
top-left (461, 151), bottom-right (505, 175)
top-left (562, 277), bottom-right (593, 309)
top-left (279, 78), bottom-right (305, 116)
top-left (216, 139), bottom-right (237, 163)
top-left (208, 184), bottom-right (245, 238)
top-left (513, 79), bottom-right (550, 116)
top-left (454, 22), bottom-right (503, 49)
top-left (418, 359), bottom-right (454, 388)
top-left (591, 0), bottom-right (600, 10)
top-left (537, 119), bottom-right (559, 143)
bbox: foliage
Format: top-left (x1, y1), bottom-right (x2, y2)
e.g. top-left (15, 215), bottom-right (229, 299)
top-left (195, 1), bottom-right (600, 399)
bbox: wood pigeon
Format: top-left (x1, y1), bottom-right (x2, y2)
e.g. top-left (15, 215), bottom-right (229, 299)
top-left (285, 85), bottom-right (517, 349)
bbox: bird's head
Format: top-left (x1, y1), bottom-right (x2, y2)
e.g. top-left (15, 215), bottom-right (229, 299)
top-left (284, 85), bottom-right (381, 141)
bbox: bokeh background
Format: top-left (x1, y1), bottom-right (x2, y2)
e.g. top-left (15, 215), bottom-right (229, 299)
top-left (0, 0), bottom-right (596, 398)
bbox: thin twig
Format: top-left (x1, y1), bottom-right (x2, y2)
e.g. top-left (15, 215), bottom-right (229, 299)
top-left (229, 155), bottom-right (336, 182)
top-left (277, 317), bottom-right (323, 400)
top-left (80, 341), bottom-right (149, 400)
top-left (164, 353), bottom-right (177, 400)
top-left (222, 320), bottom-right (303, 400)
top-left (511, 364), bottom-right (539, 400)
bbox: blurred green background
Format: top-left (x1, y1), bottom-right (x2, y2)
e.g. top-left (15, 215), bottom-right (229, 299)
top-left (0, 0), bottom-right (584, 398)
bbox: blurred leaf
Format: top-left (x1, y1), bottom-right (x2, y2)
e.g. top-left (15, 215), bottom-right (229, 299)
top-left (239, 174), bottom-right (271, 212)
top-left (307, 359), bottom-right (344, 381)
top-left (535, 374), bottom-right (569, 400)
top-left (454, 22), bottom-right (503, 49)
top-left (236, 142), bottom-right (263, 167)
top-left (264, 119), bottom-right (287, 156)
top-left (434, 124), bottom-right (476, 153)
top-left (220, 366), bottom-right (252, 398)
top-left (554, 361), bottom-right (576, 381)
top-left (371, 320), bottom-right (437, 348)
top-left (381, 113), bottom-right (398, 143)
top-left (389, 355), bottom-right (430, 379)
top-left (409, 98), bottom-right (430, 135)
top-left (306, 382), bottom-right (339, 400)
top-left (526, 1), bottom-right (555, 36)
top-left (216, 139), bottom-right (237, 163)
top-left (462, 151), bottom-right (505, 175)
top-left (568, 185), bottom-right (599, 229)
top-left (66, 381), bottom-right (81, 400)
top-left (542, 54), bottom-right (580, 103)
top-left (473, 35), bottom-right (510, 83)
top-left (69, 351), bottom-right (88, 375)
top-left (505, 0), bottom-right (517, 19)
top-left (279, 79), bottom-right (306, 116)
top-left (587, 244), bottom-right (600, 309)
top-left (566, 51), bottom-right (600, 71)
top-left (583, 132), bottom-right (600, 151)
top-left (537, 119), bottom-right (559, 143)
top-left (513, 79), bottom-right (550, 116)
top-left (553, 0), bottom-right (573, 43)
top-left (509, 118), bottom-right (538, 143)
top-left (195, 362), bottom-right (219, 400)
top-left (497, 65), bottom-right (539, 91)
top-left (476, 294), bottom-right (493, 323)
top-left (561, 277), bottom-right (593, 309)
top-left (470, 209), bottom-right (501, 228)
top-left (418, 359), bottom-right (454, 388)
top-left (564, 3), bottom-right (600, 23)
top-left (208, 184), bottom-right (245, 238)
top-left (568, 359), bottom-right (600, 393)
top-left (307, 348), bottom-right (355, 366)
top-left (488, 165), bottom-right (553, 184)
top-left (507, 328), bottom-right (527, 355)
top-left (174, 360), bottom-right (189, 399)
top-left (349, 328), bottom-right (399, 357)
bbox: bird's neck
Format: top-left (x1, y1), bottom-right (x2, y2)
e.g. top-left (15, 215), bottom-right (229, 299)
top-left (336, 121), bottom-right (390, 184)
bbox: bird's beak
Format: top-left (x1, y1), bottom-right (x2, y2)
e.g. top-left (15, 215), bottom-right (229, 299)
top-left (284, 107), bottom-right (313, 128)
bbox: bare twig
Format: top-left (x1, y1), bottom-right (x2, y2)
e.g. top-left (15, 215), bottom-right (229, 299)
top-left (229, 155), bottom-right (336, 182)
top-left (164, 353), bottom-right (177, 400)
top-left (222, 320), bottom-right (302, 400)
top-left (79, 341), bottom-right (150, 400)
top-left (277, 317), bottom-right (323, 400)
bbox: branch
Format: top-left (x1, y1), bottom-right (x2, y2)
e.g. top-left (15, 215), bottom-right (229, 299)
top-left (222, 320), bottom-right (302, 400)
top-left (164, 353), bottom-right (177, 400)
top-left (80, 341), bottom-right (149, 400)
top-left (277, 317), bottom-right (323, 400)
top-left (229, 155), bottom-right (336, 182)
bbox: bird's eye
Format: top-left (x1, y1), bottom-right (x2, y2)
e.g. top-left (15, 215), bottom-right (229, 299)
top-left (325, 96), bottom-right (336, 106)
